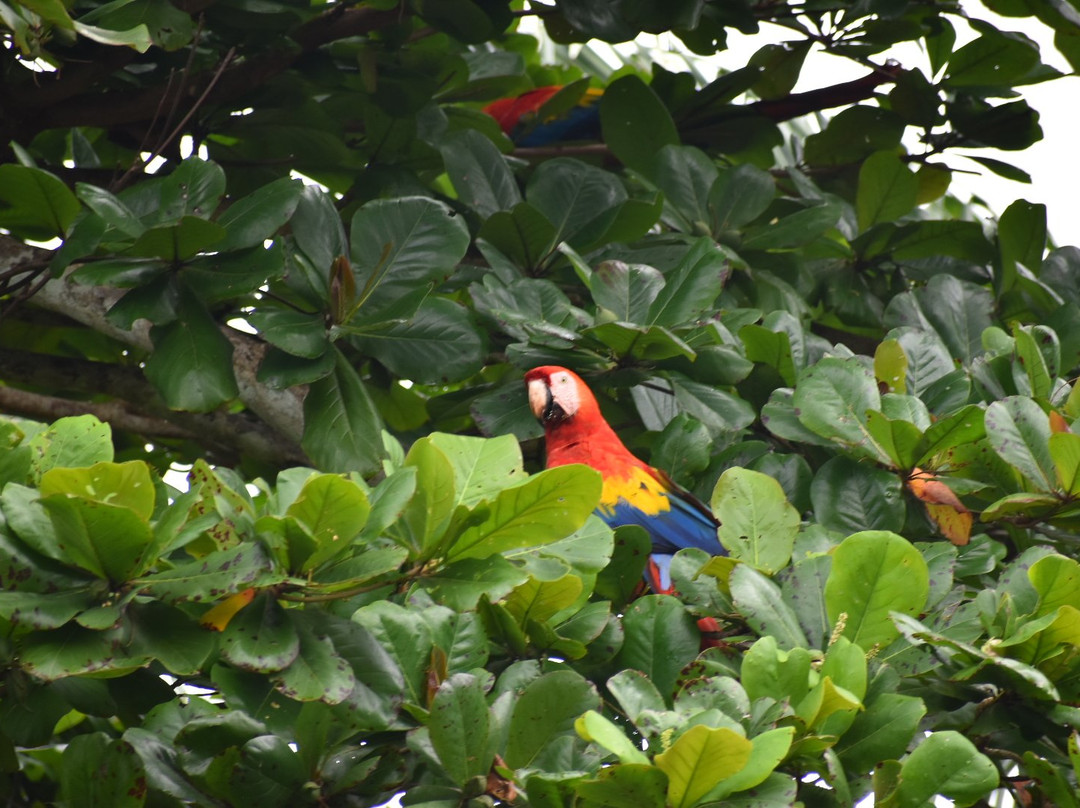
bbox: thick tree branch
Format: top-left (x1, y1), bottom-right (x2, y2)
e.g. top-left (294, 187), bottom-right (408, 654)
top-left (0, 348), bottom-right (307, 466)
top-left (1, 236), bottom-right (308, 465)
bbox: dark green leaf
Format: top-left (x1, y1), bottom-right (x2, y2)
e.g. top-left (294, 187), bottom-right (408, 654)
top-left (600, 75), bottom-right (680, 173)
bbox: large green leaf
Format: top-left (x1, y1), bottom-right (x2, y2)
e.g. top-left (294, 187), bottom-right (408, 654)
top-left (349, 196), bottom-right (471, 314)
top-left (428, 673), bottom-right (494, 785)
top-left (985, 396), bottom-right (1055, 490)
top-left (301, 349), bottom-right (385, 475)
top-left (526, 158), bottom-right (627, 248)
top-left (616, 595), bottom-right (701, 700)
top-left (440, 129), bottom-right (522, 218)
top-left (352, 297), bottom-right (487, 384)
top-left (599, 75), bottom-right (680, 173)
top-left (655, 725), bottom-right (752, 808)
top-left (445, 464), bottom-right (601, 561)
top-left (504, 669), bottom-right (601, 769)
top-left (810, 456), bottom-right (905, 534)
top-left (144, 285), bottom-right (238, 411)
top-left (825, 531), bottom-right (929, 649)
top-left (60, 734), bottom-right (147, 808)
top-left (712, 467), bottom-right (799, 573)
top-left (647, 238), bottom-right (731, 327)
top-left (792, 358), bottom-right (890, 463)
top-left (0, 164), bottom-right (81, 239)
top-left (39, 494), bottom-right (156, 582)
top-left (893, 731), bottom-right (999, 806)
top-left (730, 565), bottom-right (808, 650)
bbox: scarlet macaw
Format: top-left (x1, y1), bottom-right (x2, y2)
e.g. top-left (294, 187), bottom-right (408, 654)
top-left (524, 365), bottom-right (726, 593)
top-left (483, 86), bottom-right (603, 146)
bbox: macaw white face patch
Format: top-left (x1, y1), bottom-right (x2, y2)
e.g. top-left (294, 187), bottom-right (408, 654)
top-left (547, 369), bottom-right (580, 418)
top-left (528, 370), bottom-right (581, 421)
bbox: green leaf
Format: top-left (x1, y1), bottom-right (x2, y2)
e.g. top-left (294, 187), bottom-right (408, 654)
top-left (647, 238), bottom-right (731, 327)
top-left (825, 531), bottom-right (929, 649)
top-left (712, 467), bottom-right (799, 573)
top-left (478, 202), bottom-right (558, 270)
top-left (0, 164), bottom-right (81, 239)
top-left (793, 358), bottom-right (889, 463)
top-left (575, 710), bottom-right (650, 765)
top-left (1050, 432), bottom-right (1080, 495)
top-left (220, 593), bottom-right (300, 673)
top-left (40, 460), bottom-right (155, 521)
top-left (216, 176), bottom-right (303, 251)
top-left (505, 573), bottom-right (583, 626)
top-left (287, 474), bottom-right (370, 571)
top-left (856, 151), bottom-right (918, 231)
top-left (353, 297), bottom-right (486, 384)
top-left (39, 494), bottom-right (156, 582)
top-left (894, 731), bottom-right (999, 807)
top-left (945, 31), bottom-right (1039, 87)
top-left (645, 145), bottom-right (717, 228)
top-left (810, 456), bottom-right (905, 534)
top-left (709, 163), bottom-right (776, 233)
top-left (247, 309), bottom-right (328, 358)
top-left (125, 215), bottom-right (226, 260)
top-left (999, 199), bottom-right (1046, 295)
top-left (599, 75), bottom-right (680, 173)
top-left (985, 396), bottom-right (1055, 490)
top-left (741, 201), bottom-right (843, 250)
top-left (1028, 554), bottom-right (1080, 618)
top-left (837, 693), bottom-right (926, 775)
top-left (27, 414), bottom-right (113, 479)
top-left (429, 672), bottom-right (494, 786)
top-left (655, 725), bottom-right (752, 808)
top-left (741, 635), bottom-right (812, 705)
top-left (21, 623), bottom-right (152, 679)
top-left (504, 669), bottom-right (600, 769)
top-left (350, 196), bottom-right (471, 314)
top-left (60, 734), bottom-right (147, 808)
top-left (144, 285), bottom-right (238, 411)
top-left (134, 543), bottom-right (280, 603)
top-left (0, 588), bottom-right (97, 629)
top-left (526, 158), bottom-right (627, 248)
top-left (704, 727), bottom-right (795, 801)
top-left (585, 322), bottom-right (696, 361)
top-left (273, 621), bottom-right (357, 704)
top-left (445, 464), bottom-right (601, 561)
top-left (591, 260), bottom-right (665, 324)
top-left (616, 595), bottom-right (701, 700)
top-left (440, 129), bottom-right (521, 218)
top-left (351, 600), bottom-right (431, 705)
top-left (575, 764), bottom-right (668, 808)
top-left (301, 349), bottom-right (385, 475)
top-left (76, 183), bottom-right (145, 238)
top-left (730, 564), bottom-right (808, 650)
top-left (915, 405), bottom-right (986, 465)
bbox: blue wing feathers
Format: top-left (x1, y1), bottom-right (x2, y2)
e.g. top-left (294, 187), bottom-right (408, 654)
top-left (599, 496), bottom-right (722, 556)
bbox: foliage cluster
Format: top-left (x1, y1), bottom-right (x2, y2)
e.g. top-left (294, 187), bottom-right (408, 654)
top-left (3, 0), bottom-right (1080, 805)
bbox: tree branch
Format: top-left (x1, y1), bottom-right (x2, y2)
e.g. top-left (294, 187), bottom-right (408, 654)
top-left (0, 347), bottom-right (307, 466)
top-left (1, 236), bottom-right (308, 465)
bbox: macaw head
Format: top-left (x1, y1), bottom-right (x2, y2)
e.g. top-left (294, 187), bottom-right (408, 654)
top-left (524, 366), bottom-right (596, 426)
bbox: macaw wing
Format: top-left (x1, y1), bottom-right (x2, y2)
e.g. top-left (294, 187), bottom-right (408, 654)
top-left (597, 466), bottom-right (724, 557)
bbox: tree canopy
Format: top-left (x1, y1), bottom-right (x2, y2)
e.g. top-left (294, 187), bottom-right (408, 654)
top-left (3, 0), bottom-right (1080, 805)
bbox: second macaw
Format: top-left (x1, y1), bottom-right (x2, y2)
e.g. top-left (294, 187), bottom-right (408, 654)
top-left (483, 86), bottom-right (603, 147)
top-left (525, 365), bottom-right (726, 593)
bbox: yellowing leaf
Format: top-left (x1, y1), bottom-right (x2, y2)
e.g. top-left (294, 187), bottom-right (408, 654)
top-left (907, 468), bottom-right (971, 546)
top-left (200, 587), bottom-right (256, 631)
top-left (655, 725), bottom-right (752, 808)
